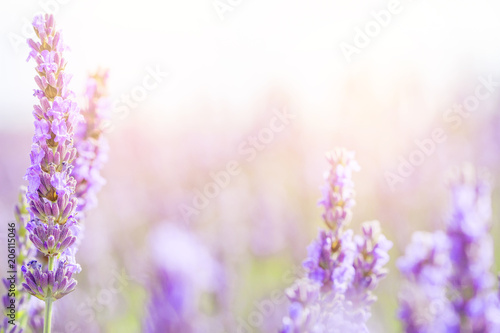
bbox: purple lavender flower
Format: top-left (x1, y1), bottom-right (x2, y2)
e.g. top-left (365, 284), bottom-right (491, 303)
top-left (280, 278), bottom-right (322, 333)
top-left (398, 231), bottom-right (457, 332)
top-left (280, 149), bottom-right (392, 332)
top-left (302, 149), bottom-right (360, 291)
top-left (24, 13), bottom-right (81, 260)
top-left (446, 166), bottom-right (498, 331)
top-left (302, 229), bottom-right (356, 293)
top-left (21, 259), bottom-right (78, 301)
top-left (398, 166), bottom-right (500, 332)
top-left (319, 148), bottom-right (360, 232)
top-left (72, 69), bottom-right (110, 215)
top-left (26, 217), bottom-right (77, 256)
top-left (345, 221), bottom-right (393, 323)
top-left (18, 13), bottom-right (82, 333)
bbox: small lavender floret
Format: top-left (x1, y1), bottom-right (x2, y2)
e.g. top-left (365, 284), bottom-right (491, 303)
top-left (21, 259), bottom-right (79, 301)
top-left (303, 229), bottom-right (355, 293)
top-left (26, 217), bottom-right (77, 257)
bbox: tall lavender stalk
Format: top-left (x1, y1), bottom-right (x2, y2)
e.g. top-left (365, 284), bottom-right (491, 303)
top-left (446, 167), bottom-right (498, 331)
top-left (72, 69), bottom-right (110, 216)
top-left (280, 149), bottom-right (392, 332)
top-left (22, 14), bottom-right (81, 333)
top-left (398, 166), bottom-right (500, 332)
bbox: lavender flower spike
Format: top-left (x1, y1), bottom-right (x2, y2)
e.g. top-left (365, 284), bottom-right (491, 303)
top-left (303, 149), bottom-right (359, 291)
top-left (398, 231), bottom-right (457, 332)
top-left (72, 69), bottom-right (110, 215)
top-left (280, 149), bottom-right (392, 333)
top-left (24, 13), bottom-right (82, 259)
top-left (22, 13), bottom-right (81, 333)
top-left (319, 148), bottom-right (360, 232)
top-left (446, 166), bottom-right (498, 331)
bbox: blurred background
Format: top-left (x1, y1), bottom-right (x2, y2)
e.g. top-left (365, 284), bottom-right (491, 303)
top-left (1, 0), bottom-right (500, 332)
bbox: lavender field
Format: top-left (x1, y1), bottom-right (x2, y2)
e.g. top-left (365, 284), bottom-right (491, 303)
top-left (1, 1), bottom-right (500, 332)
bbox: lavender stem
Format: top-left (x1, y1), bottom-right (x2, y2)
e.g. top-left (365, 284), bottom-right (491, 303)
top-left (43, 256), bottom-right (55, 333)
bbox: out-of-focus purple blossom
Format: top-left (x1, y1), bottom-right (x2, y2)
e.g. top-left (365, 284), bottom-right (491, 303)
top-left (143, 223), bottom-right (224, 333)
top-left (280, 278), bottom-right (322, 333)
top-left (345, 221), bottom-right (393, 323)
top-left (446, 166), bottom-right (498, 331)
top-left (398, 165), bottom-right (500, 332)
top-left (280, 278), bottom-right (370, 333)
top-left (303, 229), bottom-right (355, 293)
top-left (72, 69), bottom-right (110, 215)
top-left (398, 231), bottom-right (457, 332)
top-left (280, 149), bottom-right (391, 333)
top-left (319, 148), bottom-right (360, 232)
top-left (398, 231), bottom-right (452, 292)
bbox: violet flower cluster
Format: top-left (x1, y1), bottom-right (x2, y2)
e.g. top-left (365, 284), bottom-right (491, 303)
top-left (398, 166), bottom-right (500, 332)
top-left (280, 149), bottom-right (393, 333)
top-left (22, 13), bottom-right (81, 304)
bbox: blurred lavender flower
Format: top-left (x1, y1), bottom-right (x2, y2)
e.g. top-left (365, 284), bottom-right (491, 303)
top-left (345, 221), bottom-right (393, 324)
top-left (303, 229), bottom-right (355, 293)
top-left (304, 149), bottom-right (360, 290)
top-left (319, 148), bottom-right (360, 232)
top-left (398, 166), bottom-right (500, 332)
top-left (398, 231), bottom-right (457, 332)
top-left (446, 166), bottom-right (499, 331)
top-left (143, 223), bottom-right (224, 333)
top-left (72, 69), bottom-right (110, 215)
top-left (280, 278), bottom-right (322, 333)
top-left (280, 149), bottom-right (392, 332)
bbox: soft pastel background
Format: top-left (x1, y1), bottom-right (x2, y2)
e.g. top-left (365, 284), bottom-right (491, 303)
top-left (1, 0), bottom-right (500, 332)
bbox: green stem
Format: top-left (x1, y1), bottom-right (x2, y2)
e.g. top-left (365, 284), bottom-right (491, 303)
top-left (44, 256), bottom-right (55, 333)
